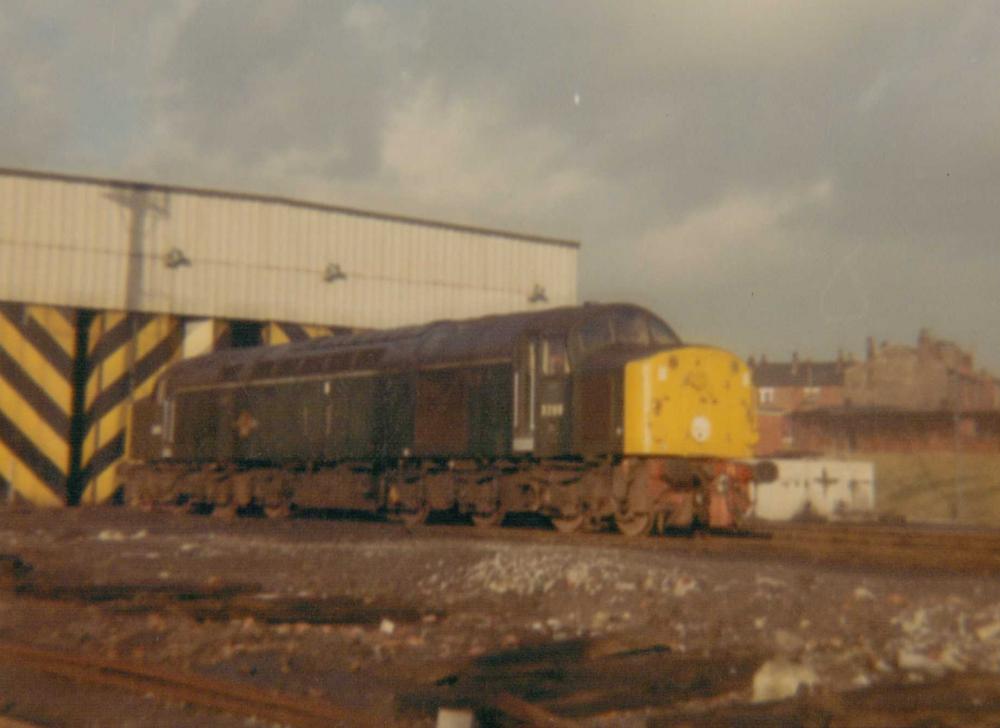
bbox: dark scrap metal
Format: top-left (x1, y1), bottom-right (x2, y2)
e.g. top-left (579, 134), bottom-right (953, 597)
top-left (398, 637), bottom-right (761, 724)
top-left (1, 561), bottom-right (439, 626)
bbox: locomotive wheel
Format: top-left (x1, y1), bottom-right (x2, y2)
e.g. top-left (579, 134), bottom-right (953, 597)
top-left (134, 498), bottom-right (155, 513)
top-left (471, 507), bottom-right (506, 528)
top-left (264, 503), bottom-right (291, 519)
top-left (212, 503), bottom-right (238, 519)
top-left (127, 485), bottom-right (154, 511)
top-left (728, 480), bottom-right (752, 528)
top-left (397, 502), bottom-right (430, 527)
top-left (551, 513), bottom-right (585, 534)
top-left (163, 500), bottom-right (192, 515)
top-left (615, 510), bottom-right (652, 537)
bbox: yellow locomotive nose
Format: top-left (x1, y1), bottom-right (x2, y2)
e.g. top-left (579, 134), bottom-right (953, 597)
top-left (623, 347), bottom-right (757, 458)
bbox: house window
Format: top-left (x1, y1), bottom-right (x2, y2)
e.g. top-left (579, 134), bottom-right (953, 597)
top-left (803, 386), bottom-right (820, 403)
top-left (759, 387), bottom-right (774, 404)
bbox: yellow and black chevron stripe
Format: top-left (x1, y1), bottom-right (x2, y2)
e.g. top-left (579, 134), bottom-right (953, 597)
top-left (79, 312), bottom-right (182, 504)
top-left (0, 302), bottom-right (75, 506)
top-left (265, 321), bottom-right (349, 345)
top-left (181, 318), bottom-right (232, 358)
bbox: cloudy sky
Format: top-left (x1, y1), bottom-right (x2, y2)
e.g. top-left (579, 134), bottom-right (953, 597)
top-left (2, 2), bottom-right (999, 369)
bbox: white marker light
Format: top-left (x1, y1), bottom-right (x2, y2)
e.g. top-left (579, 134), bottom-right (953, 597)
top-left (691, 416), bottom-right (711, 443)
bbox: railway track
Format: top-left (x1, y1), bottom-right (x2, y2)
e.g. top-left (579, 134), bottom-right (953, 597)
top-left (3, 508), bottom-right (1000, 726)
top-left (384, 513), bottom-right (1000, 574)
top-left (111, 497), bottom-right (1000, 575)
top-left (59, 499), bottom-right (1000, 574)
top-left (759, 520), bottom-right (1000, 573)
top-left (0, 642), bottom-right (377, 727)
top-left (0, 638), bottom-right (755, 728)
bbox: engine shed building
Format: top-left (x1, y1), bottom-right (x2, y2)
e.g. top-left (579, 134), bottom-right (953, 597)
top-left (0, 167), bottom-right (578, 506)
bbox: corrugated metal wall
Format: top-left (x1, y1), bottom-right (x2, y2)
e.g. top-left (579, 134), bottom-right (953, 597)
top-left (0, 169), bottom-right (578, 329)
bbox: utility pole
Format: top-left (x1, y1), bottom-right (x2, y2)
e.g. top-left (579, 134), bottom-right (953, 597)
top-left (951, 371), bottom-right (962, 522)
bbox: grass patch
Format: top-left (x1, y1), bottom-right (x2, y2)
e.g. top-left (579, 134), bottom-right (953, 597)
top-left (858, 452), bottom-right (1000, 526)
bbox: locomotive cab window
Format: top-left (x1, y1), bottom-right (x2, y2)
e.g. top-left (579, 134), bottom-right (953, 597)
top-left (611, 309), bottom-right (651, 347)
top-left (573, 314), bottom-right (613, 362)
top-left (648, 316), bottom-right (680, 348)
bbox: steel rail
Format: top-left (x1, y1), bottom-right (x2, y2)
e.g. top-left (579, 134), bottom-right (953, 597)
top-left (0, 642), bottom-right (377, 728)
top-left (389, 517), bottom-right (1000, 574)
top-left (765, 520), bottom-right (1000, 550)
top-left (0, 718), bottom-right (44, 728)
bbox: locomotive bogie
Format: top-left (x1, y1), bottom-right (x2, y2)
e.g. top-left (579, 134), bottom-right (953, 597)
top-left (116, 453), bottom-right (752, 531)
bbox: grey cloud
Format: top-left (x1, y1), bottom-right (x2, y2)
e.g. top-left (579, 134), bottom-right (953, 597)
top-left (1, 2), bottom-right (998, 368)
top-left (151, 2), bottom-right (427, 179)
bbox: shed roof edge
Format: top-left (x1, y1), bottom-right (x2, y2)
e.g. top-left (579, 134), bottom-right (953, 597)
top-left (0, 166), bottom-right (581, 250)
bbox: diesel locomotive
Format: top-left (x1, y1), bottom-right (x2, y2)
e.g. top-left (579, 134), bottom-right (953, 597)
top-left (119, 303), bottom-right (762, 535)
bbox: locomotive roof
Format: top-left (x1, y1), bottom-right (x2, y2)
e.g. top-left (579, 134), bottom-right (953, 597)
top-left (162, 303), bottom-right (680, 390)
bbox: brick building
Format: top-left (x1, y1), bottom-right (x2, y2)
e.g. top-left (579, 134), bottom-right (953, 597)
top-left (751, 330), bottom-right (1000, 455)
top-left (844, 331), bottom-right (998, 412)
top-left (748, 353), bottom-right (850, 455)
top-left (790, 408), bottom-right (1000, 454)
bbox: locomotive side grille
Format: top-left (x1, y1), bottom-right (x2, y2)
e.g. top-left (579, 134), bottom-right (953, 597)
top-left (252, 360), bottom-right (280, 379)
top-left (328, 351), bottom-right (354, 371)
top-left (0, 302), bottom-right (75, 505)
top-left (353, 348), bottom-right (384, 368)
